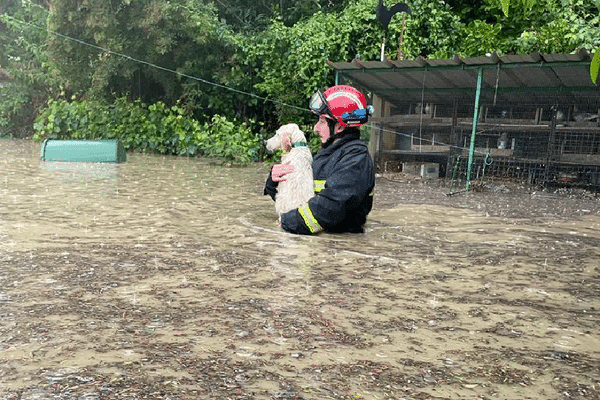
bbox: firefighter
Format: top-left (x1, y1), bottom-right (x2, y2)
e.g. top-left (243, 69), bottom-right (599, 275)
top-left (264, 85), bottom-right (375, 234)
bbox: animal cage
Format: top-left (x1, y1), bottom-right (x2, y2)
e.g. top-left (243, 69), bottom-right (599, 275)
top-left (331, 50), bottom-right (600, 188)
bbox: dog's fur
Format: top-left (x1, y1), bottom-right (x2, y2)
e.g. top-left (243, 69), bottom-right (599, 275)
top-left (266, 124), bottom-right (314, 217)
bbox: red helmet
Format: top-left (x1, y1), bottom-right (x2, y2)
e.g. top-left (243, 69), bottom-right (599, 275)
top-left (309, 85), bottom-right (373, 127)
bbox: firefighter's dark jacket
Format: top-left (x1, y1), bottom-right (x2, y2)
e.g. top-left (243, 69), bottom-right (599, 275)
top-left (264, 133), bottom-right (375, 235)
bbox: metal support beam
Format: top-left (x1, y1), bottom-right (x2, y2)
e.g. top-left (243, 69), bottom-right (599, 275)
top-left (466, 68), bottom-right (484, 192)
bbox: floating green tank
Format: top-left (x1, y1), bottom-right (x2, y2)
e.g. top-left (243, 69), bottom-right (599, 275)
top-left (40, 139), bottom-right (127, 163)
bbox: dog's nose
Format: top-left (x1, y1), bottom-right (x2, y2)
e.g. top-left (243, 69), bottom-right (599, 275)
top-left (265, 136), bottom-right (278, 152)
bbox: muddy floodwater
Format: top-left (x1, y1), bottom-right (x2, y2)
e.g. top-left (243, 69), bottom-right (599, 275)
top-left (1, 139), bottom-right (599, 400)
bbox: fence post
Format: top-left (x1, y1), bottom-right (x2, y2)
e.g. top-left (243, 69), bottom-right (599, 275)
top-left (466, 68), bottom-right (484, 192)
top-left (544, 106), bottom-right (559, 183)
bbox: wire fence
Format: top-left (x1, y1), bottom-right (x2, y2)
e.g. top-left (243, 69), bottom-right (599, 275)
top-left (372, 89), bottom-right (600, 189)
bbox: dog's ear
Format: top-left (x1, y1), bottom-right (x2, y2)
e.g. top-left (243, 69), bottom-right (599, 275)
top-left (282, 131), bottom-right (292, 151)
top-left (292, 124), bottom-right (306, 142)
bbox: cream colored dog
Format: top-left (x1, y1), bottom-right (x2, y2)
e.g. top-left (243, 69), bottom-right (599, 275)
top-left (266, 124), bottom-right (314, 217)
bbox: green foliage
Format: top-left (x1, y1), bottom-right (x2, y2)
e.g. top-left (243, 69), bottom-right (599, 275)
top-left (509, 0), bottom-right (600, 54)
top-left (4, 0), bottom-right (600, 149)
top-left (215, 0), bottom-right (351, 32)
top-left (592, 51), bottom-right (600, 85)
top-left (0, 2), bottom-right (57, 138)
top-left (200, 115), bottom-right (260, 164)
top-left (33, 98), bottom-right (261, 165)
top-left (240, 0), bottom-right (474, 127)
top-left (241, 0), bottom-right (407, 126)
top-left (442, 0), bottom-right (600, 56)
top-left (500, 0), bottom-right (510, 16)
top-left (399, 0), bottom-right (464, 59)
top-left (458, 20), bottom-right (508, 56)
top-left (46, 0), bottom-right (237, 109)
top-left (496, 0), bottom-right (557, 17)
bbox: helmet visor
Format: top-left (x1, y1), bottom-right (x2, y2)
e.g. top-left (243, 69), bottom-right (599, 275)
top-left (309, 90), bottom-right (333, 118)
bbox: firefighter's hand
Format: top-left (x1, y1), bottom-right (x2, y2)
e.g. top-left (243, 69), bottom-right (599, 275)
top-left (271, 163), bottom-right (295, 182)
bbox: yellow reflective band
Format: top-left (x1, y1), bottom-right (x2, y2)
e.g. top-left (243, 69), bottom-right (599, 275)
top-left (369, 191), bottom-right (374, 197)
top-left (299, 203), bottom-right (323, 234)
top-left (314, 180), bottom-right (326, 193)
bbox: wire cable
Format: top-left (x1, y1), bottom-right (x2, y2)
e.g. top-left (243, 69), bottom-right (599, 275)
top-left (2, 13), bottom-right (307, 113)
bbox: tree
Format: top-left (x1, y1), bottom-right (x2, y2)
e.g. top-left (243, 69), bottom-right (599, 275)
top-left (444, 0), bottom-right (600, 56)
top-left (213, 0), bottom-right (350, 32)
top-left (239, 0), bottom-right (465, 127)
top-left (46, 0), bottom-right (238, 115)
top-left (0, 0), bottom-right (56, 137)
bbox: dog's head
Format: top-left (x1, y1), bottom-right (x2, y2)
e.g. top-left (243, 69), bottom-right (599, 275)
top-left (266, 124), bottom-right (306, 153)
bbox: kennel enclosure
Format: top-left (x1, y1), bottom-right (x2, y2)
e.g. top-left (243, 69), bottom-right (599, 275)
top-left (331, 49), bottom-right (600, 187)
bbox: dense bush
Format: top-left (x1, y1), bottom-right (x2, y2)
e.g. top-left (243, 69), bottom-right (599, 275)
top-left (33, 98), bottom-right (261, 165)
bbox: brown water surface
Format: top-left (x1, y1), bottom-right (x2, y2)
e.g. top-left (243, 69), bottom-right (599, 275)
top-left (1, 139), bottom-right (599, 399)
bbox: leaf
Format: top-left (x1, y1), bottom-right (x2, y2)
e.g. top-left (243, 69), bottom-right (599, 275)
top-left (591, 49), bottom-right (600, 85)
top-left (501, 0), bottom-right (510, 17)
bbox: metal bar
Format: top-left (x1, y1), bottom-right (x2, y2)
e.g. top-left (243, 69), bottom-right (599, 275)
top-left (466, 68), bottom-right (484, 192)
top-left (545, 107), bottom-right (559, 182)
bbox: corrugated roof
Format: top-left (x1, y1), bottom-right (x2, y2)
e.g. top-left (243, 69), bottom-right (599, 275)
top-left (329, 49), bottom-right (599, 109)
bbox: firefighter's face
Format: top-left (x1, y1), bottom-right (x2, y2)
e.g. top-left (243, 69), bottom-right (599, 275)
top-left (314, 115), bottom-right (342, 143)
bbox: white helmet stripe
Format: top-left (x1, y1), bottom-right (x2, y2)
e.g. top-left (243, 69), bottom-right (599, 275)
top-left (326, 91), bottom-right (363, 109)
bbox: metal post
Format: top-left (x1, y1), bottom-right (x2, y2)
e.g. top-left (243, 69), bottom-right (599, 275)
top-left (544, 106), bottom-right (558, 183)
top-left (466, 68), bottom-right (484, 192)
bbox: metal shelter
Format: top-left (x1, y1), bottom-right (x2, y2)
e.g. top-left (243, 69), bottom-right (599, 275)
top-left (330, 49), bottom-right (600, 188)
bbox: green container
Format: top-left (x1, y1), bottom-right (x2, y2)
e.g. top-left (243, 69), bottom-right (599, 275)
top-left (40, 139), bottom-right (127, 163)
